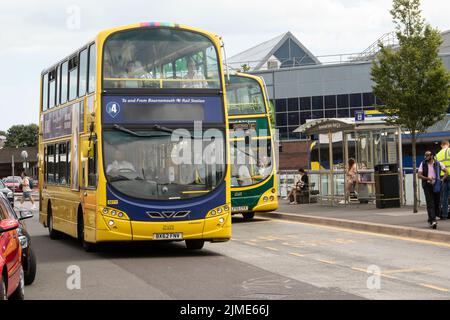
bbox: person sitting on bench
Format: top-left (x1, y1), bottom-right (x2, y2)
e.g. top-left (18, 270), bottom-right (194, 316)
top-left (285, 168), bottom-right (309, 204)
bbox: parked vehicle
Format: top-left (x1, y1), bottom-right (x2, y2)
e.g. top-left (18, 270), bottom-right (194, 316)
top-left (0, 180), bottom-right (14, 207)
top-left (0, 193), bottom-right (25, 300)
top-left (10, 207), bottom-right (35, 285)
top-left (3, 176), bottom-right (23, 193)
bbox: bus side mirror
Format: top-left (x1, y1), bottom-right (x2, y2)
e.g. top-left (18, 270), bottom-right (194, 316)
top-left (81, 141), bottom-right (93, 158)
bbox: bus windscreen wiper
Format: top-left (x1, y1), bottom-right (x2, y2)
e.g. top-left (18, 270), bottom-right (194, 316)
top-left (153, 124), bottom-right (200, 140)
top-left (113, 124), bottom-right (170, 137)
top-left (113, 124), bottom-right (145, 137)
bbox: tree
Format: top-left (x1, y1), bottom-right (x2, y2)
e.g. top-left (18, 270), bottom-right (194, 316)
top-left (267, 100), bottom-right (276, 128)
top-left (371, 0), bottom-right (450, 213)
top-left (241, 64), bottom-right (251, 72)
top-left (4, 124), bottom-right (39, 148)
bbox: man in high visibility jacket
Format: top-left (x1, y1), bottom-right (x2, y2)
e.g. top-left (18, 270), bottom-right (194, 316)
top-left (436, 140), bottom-right (450, 220)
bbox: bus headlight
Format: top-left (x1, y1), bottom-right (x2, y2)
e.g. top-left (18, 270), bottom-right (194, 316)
top-left (263, 196), bottom-right (269, 202)
top-left (206, 205), bottom-right (230, 218)
top-left (101, 207), bottom-right (129, 220)
top-left (270, 196), bottom-right (275, 201)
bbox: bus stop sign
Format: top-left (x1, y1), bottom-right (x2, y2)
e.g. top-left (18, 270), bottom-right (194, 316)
top-left (355, 111), bottom-right (365, 122)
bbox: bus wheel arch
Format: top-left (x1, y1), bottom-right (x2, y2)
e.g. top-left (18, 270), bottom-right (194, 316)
top-left (47, 201), bottom-right (62, 239)
top-left (77, 205), bottom-right (96, 252)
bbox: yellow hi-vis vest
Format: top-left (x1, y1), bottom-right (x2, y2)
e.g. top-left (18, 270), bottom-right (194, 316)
top-left (436, 148), bottom-right (450, 176)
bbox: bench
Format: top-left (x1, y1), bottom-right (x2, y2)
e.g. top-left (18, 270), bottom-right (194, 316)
top-left (289, 183), bottom-right (319, 204)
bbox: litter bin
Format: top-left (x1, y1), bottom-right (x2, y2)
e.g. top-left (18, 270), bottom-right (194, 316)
top-left (374, 164), bottom-right (400, 209)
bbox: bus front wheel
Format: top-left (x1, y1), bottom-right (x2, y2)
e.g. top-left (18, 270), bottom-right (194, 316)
top-left (77, 210), bottom-right (97, 252)
top-left (48, 205), bottom-right (62, 240)
top-left (185, 240), bottom-right (204, 250)
top-left (242, 212), bottom-right (255, 221)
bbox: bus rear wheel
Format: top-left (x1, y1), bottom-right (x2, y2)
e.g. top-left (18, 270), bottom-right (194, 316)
top-left (185, 240), bottom-right (204, 250)
top-left (242, 212), bottom-right (255, 221)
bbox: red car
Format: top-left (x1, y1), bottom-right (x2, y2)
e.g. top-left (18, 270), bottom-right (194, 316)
top-left (3, 176), bottom-right (23, 193)
top-left (0, 195), bottom-right (24, 300)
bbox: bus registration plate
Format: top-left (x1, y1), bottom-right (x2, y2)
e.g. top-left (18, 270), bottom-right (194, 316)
top-left (153, 233), bottom-right (183, 240)
top-left (232, 206), bottom-right (249, 212)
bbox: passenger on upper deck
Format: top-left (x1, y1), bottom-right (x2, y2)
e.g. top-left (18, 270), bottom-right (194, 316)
top-left (182, 57), bottom-right (208, 89)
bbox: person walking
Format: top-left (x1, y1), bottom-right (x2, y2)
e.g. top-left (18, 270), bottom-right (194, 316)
top-left (418, 151), bottom-right (448, 229)
top-left (436, 140), bottom-right (450, 220)
top-left (20, 171), bottom-right (36, 210)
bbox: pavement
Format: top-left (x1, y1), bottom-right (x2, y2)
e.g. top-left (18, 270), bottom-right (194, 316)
top-left (257, 200), bottom-right (450, 243)
top-left (19, 199), bottom-right (450, 300)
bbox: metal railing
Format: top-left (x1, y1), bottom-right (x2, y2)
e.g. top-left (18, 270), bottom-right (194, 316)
top-left (277, 169), bottom-right (425, 207)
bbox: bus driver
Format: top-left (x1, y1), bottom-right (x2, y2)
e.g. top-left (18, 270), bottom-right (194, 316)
top-left (106, 147), bottom-right (136, 176)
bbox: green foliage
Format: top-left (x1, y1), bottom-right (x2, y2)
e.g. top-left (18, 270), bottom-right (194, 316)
top-left (371, 0), bottom-right (450, 212)
top-left (241, 64), bottom-right (251, 72)
top-left (372, 0), bottom-right (450, 133)
top-left (268, 100), bottom-right (276, 128)
top-left (4, 124), bottom-right (39, 148)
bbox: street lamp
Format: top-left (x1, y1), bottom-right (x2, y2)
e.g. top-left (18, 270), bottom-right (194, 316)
top-left (0, 136), bottom-right (6, 149)
top-left (21, 150), bottom-right (29, 175)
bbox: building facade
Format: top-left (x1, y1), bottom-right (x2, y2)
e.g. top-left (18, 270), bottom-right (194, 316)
top-left (229, 31), bottom-right (450, 170)
top-left (0, 147), bottom-right (38, 179)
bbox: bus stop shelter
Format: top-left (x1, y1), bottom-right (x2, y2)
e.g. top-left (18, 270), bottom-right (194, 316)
top-left (295, 117), bottom-right (404, 206)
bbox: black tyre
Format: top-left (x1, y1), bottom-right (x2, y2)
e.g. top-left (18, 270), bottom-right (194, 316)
top-left (9, 267), bottom-right (24, 300)
top-left (78, 212), bottom-right (97, 252)
top-left (242, 212), bottom-right (255, 221)
top-left (48, 205), bottom-right (62, 240)
top-left (24, 248), bottom-right (37, 285)
top-left (185, 240), bottom-right (205, 250)
top-left (0, 276), bottom-right (6, 300)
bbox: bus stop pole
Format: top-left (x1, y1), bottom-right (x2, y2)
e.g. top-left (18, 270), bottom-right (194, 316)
top-left (398, 126), bottom-right (405, 206)
top-left (328, 130), bottom-right (334, 206)
top-left (343, 132), bottom-right (349, 204)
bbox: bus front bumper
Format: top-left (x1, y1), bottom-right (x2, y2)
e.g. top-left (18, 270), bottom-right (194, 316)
top-left (96, 213), bottom-right (231, 243)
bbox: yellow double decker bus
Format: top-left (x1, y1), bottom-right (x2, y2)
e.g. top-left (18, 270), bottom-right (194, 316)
top-left (226, 73), bottom-right (278, 220)
top-left (38, 22), bottom-right (231, 251)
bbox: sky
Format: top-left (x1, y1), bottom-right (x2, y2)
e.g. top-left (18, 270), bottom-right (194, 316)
top-left (0, 0), bottom-right (449, 131)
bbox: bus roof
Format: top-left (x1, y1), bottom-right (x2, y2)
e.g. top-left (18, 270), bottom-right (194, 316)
top-left (41, 22), bottom-right (222, 75)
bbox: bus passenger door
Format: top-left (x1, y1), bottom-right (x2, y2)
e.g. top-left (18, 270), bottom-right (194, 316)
top-left (81, 137), bottom-right (98, 242)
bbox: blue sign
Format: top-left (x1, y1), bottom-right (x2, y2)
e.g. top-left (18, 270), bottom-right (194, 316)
top-left (106, 101), bottom-right (121, 118)
top-left (355, 111), bottom-right (365, 122)
top-left (102, 96), bottom-right (224, 124)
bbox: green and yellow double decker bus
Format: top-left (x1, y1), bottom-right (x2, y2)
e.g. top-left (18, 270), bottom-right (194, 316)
top-left (38, 22), bottom-right (231, 251)
top-left (226, 73), bottom-right (278, 220)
